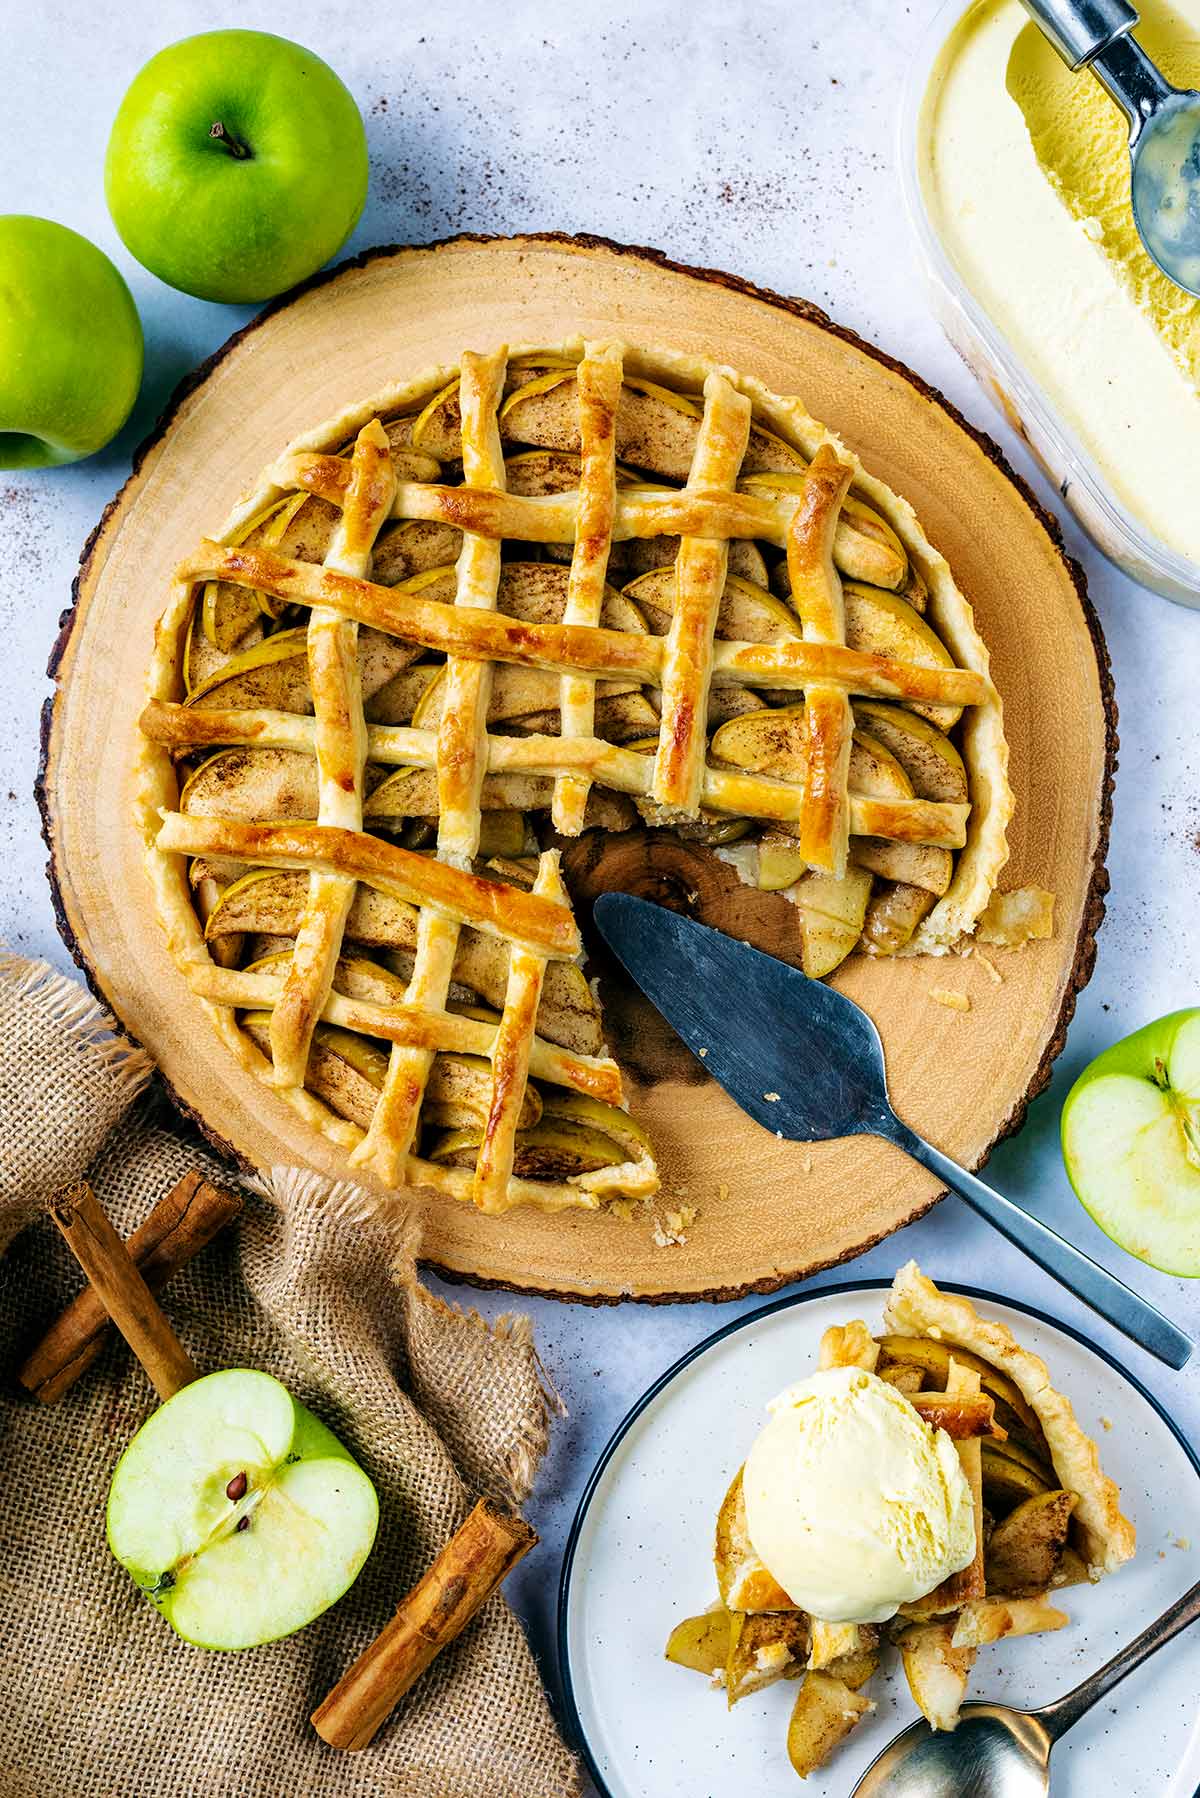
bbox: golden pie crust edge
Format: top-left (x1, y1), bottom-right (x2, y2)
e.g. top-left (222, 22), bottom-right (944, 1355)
top-left (884, 1260), bottom-right (1136, 1575)
top-left (135, 338), bottom-right (1015, 1189)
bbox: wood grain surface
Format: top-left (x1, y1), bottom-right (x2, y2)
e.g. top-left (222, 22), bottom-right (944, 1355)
top-left (38, 234), bottom-right (1114, 1302)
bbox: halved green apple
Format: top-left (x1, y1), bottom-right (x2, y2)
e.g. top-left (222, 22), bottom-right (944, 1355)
top-left (1061, 1010), bottom-right (1200, 1276)
top-left (107, 1368), bottom-right (378, 1650)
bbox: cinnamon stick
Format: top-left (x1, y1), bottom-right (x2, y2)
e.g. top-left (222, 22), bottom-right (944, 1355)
top-left (19, 1171), bottom-right (240, 1403)
top-left (312, 1497), bottom-right (537, 1751)
top-left (46, 1182), bottom-right (199, 1402)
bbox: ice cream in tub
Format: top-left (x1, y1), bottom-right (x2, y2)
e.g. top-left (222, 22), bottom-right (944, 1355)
top-left (903, 0), bottom-right (1200, 607)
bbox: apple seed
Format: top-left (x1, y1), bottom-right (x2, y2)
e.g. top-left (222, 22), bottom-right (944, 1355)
top-left (225, 1471), bottom-right (248, 1501)
top-left (236, 1516), bottom-right (250, 1533)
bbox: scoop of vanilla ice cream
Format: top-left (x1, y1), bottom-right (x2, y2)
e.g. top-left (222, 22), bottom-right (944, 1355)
top-left (742, 1365), bottom-right (976, 1624)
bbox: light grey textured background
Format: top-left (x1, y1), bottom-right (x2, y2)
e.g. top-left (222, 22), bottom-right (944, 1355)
top-left (5, 2), bottom-right (1199, 1790)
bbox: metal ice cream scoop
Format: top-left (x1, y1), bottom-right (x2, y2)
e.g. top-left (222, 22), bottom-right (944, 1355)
top-left (851, 1575), bottom-right (1200, 1797)
top-left (1022, 0), bottom-right (1200, 295)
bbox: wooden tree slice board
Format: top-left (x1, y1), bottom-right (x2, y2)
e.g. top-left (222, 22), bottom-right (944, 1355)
top-left (39, 234), bottom-right (1114, 1303)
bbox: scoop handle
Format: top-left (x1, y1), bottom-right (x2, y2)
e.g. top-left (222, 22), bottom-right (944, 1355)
top-left (1019, 0), bottom-right (1137, 69)
top-left (884, 1120), bottom-right (1193, 1371)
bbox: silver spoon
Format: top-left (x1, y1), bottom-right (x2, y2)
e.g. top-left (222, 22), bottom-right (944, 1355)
top-left (852, 1576), bottom-right (1200, 1796)
top-left (1021, 0), bottom-right (1200, 295)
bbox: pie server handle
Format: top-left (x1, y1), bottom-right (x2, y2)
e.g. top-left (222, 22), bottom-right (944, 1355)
top-left (592, 892), bottom-right (1193, 1373)
top-left (886, 1116), bottom-right (1193, 1370)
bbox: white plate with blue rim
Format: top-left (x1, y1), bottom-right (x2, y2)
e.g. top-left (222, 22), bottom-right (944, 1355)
top-left (558, 1281), bottom-right (1200, 1798)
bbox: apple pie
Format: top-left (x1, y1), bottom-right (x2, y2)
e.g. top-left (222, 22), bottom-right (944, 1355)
top-left (138, 341), bottom-right (1012, 1214)
top-left (665, 1262), bottom-right (1135, 1781)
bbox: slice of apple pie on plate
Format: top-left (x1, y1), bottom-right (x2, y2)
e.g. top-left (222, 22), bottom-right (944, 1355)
top-left (138, 340), bottom-right (1012, 1216)
top-left (666, 1263), bottom-right (1135, 1782)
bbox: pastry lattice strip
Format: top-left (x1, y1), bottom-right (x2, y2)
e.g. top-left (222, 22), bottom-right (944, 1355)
top-left (157, 816), bottom-right (580, 954)
top-left (267, 421), bottom-right (396, 1090)
top-left (272, 449), bottom-right (886, 552)
top-left (653, 371), bottom-right (751, 813)
top-left (786, 444), bottom-right (856, 875)
top-left (144, 712), bottom-right (970, 849)
top-left (351, 348), bottom-right (508, 1188)
top-left (553, 342), bottom-right (623, 834)
top-left (175, 547), bottom-right (986, 713)
top-left (473, 850), bottom-right (565, 1213)
top-left (183, 956), bottom-right (621, 1098)
top-left (158, 816), bottom-right (657, 1210)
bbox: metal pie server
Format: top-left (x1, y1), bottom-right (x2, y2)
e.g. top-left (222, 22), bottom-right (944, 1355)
top-left (593, 893), bottom-right (1191, 1370)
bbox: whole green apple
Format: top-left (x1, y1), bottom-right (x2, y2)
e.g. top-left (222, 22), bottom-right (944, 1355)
top-left (0, 216), bottom-right (142, 469)
top-left (105, 30), bottom-right (368, 304)
top-left (1062, 1009), bottom-right (1200, 1276)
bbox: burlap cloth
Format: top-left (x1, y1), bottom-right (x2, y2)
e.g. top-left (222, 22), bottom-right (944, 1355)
top-left (0, 951), bottom-right (581, 1798)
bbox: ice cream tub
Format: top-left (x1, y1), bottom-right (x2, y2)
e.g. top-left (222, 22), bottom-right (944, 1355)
top-left (902, 0), bottom-right (1200, 608)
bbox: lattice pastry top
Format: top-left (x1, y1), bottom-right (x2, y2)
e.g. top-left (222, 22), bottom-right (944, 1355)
top-left (139, 340), bottom-right (1012, 1215)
